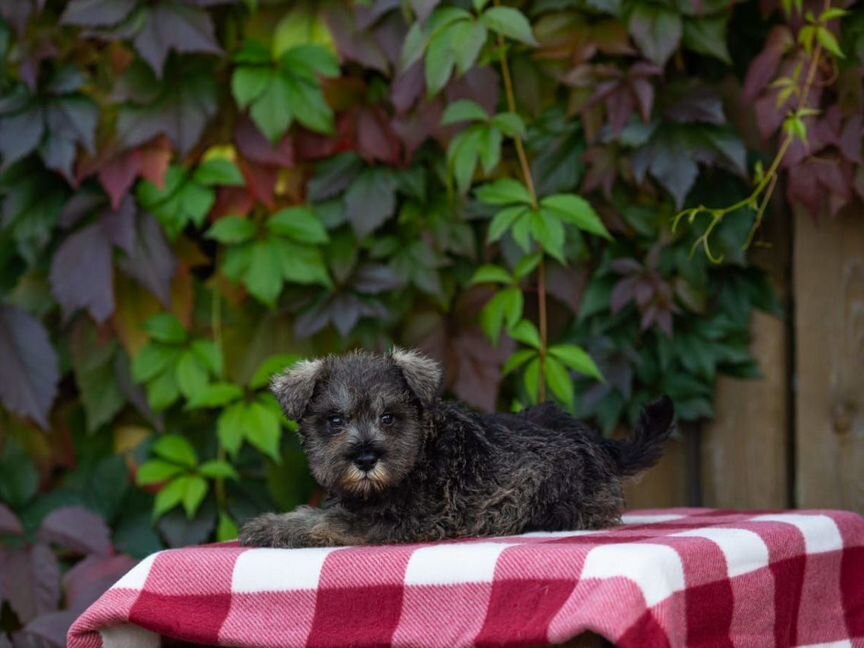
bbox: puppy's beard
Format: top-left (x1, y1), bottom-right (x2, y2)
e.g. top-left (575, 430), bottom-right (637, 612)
top-left (340, 463), bottom-right (391, 498)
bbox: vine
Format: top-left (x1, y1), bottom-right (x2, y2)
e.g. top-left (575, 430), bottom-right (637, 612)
top-left (673, 0), bottom-right (848, 261)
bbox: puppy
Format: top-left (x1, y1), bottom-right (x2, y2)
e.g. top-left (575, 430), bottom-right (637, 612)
top-left (239, 348), bottom-right (674, 548)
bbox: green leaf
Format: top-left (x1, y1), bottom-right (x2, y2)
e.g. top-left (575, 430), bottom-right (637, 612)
top-left (480, 6), bottom-right (538, 45)
top-left (250, 75), bottom-right (293, 142)
top-left (523, 357), bottom-right (541, 404)
top-left (279, 45), bottom-right (340, 79)
top-left (136, 460), bottom-right (186, 486)
top-left (502, 349), bottom-right (536, 375)
top-left (544, 356), bottom-right (574, 405)
top-left (175, 350), bottom-right (210, 399)
top-left (181, 475), bottom-right (208, 517)
top-left (276, 239), bottom-right (332, 287)
top-left (132, 344), bottom-right (178, 383)
top-left (815, 26), bottom-right (844, 58)
top-left (146, 370), bottom-right (181, 411)
top-left (425, 26), bottom-right (458, 95)
top-left (194, 159), bottom-right (245, 187)
top-left (217, 512), bottom-right (238, 541)
top-left (244, 239), bottom-right (285, 305)
top-left (549, 344), bottom-right (604, 380)
top-left (250, 354), bottom-right (301, 390)
top-left (186, 382), bottom-right (244, 408)
top-left (190, 340), bottom-right (223, 376)
top-left (513, 252), bottom-right (542, 279)
top-left (478, 126), bottom-right (502, 174)
top-left (244, 400), bottom-right (282, 462)
top-left (218, 403), bottom-right (246, 456)
top-left (530, 210), bottom-right (566, 263)
top-left (450, 19), bottom-right (487, 74)
top-left (469, 264), bottom-right (513, 285)
top-left (153, 477), bottom-right (187, 518)
top-left (682, 15), bottom-right (730, 63)
top-left (267, 206), bottom-right (329, 243)
top-left (480, 287), bottom-right (523, 344)
top-left (510, 319), bottom-right (541, 349)
top-left (510, 210), bottom-right (533, 252)
top-left (476, 178), bottom-right (534, 205)
top-left (207, 216), bottom-right (257, 244)
top-left (487, 205), bottom-right (530, 243)
top-left (491, 112), bottom-right (526, 138)
top-left (145, 314), bottom-right (187, 344)
top-left (449, 128), bottom-right (482, 194)
top-left (441, 99), bottom-right (489, 125)
top-left (283, 76), bottom-right (334, 134)
top-left (198, 460), bottom-right (239, 480)
top-left (152, 434), bottom-right (198, 468)
top-left (541, 194), bottom-right (611, 239)
top-left (234, 40), bottom-right (271, 65)
top-left (400, 21), bottom-right (429, 71)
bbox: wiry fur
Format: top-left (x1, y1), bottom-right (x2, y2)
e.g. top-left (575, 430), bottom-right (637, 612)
top-left (240, 349), bottom-right (675, 548)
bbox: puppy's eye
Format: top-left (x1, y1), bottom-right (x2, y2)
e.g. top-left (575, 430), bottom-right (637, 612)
top-left (327, 415), bottom-right (345, 427)
top-left (380, 413), bottom-right (395, 426)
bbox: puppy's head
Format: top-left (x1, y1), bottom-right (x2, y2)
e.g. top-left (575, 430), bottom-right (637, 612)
top-left (271, 348), bottom-right (442, 499)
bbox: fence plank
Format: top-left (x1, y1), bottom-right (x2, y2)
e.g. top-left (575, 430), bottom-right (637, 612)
top-left (624, 436), bottom-right (689, 509)
top-left (700, 311), bottom-right (790, 508)
top-left (794, 207), bottom-right (864, 512)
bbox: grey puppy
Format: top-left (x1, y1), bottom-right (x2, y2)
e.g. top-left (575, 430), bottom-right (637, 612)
top-left (239, 348), bottom-right (674, 548)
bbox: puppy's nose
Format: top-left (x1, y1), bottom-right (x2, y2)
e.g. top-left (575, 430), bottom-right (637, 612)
top-left (352, 450), bottom-right (379, 472)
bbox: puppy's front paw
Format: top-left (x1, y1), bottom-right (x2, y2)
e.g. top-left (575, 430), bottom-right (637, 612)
top-left (239, 509), bottom-right (321, 548)
top-left (239, 513), bottom-right (287, 547)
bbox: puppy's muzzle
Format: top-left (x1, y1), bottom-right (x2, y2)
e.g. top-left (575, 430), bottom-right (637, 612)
top-left (351, 447), bottom-right (381, 472)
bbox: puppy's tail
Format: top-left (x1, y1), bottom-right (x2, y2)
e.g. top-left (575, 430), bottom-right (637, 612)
top-left (605, 396), bottom-right (675, 477)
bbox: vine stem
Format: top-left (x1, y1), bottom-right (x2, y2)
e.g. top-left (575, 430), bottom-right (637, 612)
top-left (494, 0), bottom-right (547, 402)
top-left (211, 289), bottom-right (228, 516)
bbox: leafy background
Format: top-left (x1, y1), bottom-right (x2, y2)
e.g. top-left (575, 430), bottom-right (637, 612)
top-left (0, 0), bottom-right (861, 645)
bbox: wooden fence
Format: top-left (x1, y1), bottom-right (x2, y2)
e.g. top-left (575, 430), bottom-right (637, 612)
top-left (624, 207), bottom-right (864, 514)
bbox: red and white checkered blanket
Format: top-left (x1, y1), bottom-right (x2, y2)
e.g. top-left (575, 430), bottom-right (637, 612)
top-left (68, 508), bottom-right (864, 648)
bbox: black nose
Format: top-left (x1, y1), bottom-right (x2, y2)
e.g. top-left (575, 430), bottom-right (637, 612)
top-left (352, 450), bottom-right (379, 472)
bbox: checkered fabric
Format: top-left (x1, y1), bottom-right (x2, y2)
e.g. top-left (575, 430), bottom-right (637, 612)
top-left (68, 508), bottom-right (864, 648)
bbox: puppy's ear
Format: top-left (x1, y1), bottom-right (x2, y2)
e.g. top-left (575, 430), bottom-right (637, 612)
top-left (391, 347), bottom-right (442, 405)
top-left (270, 359), bottom-right (323, 420)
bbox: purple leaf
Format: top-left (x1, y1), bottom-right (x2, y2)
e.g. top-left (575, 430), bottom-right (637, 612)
top-left (59, 190), bottom-right (103, 229)
top-left (133, 2), bottom-right (222, 77)
top-left (742, 26), bottom-right (793, 101)
top-left (446, 67), bottom-right (500, 119)
top-left (391, 63), bottom-right (425, 113)
top-left (99, 196), bottom-right (137, 255)
top-left (117, 213), bottom-right (176, 305)
top-left (0, 105), bottom-right (44, 170)
top-left (344, 168), bottom-right (397, 238)
top-left (663, 83), bottom-right (724, 125)
top-left (0, 306), bottom-right (59, 428)
top-left (353, 264), bottom-right (406, 294)
top-left (610, 258), bottom-right (642, 274)
top-left (628, 4), bottom-right (682, 67)
top-left (38, 507), bottom-right (112, 556)
top-left (0, 504), bottom-right (23, 536)
top-left (611, 276), bottom-right (637, 313)
top-left (61, 0), bottom-right (136, 27)
top-left (117, 63), bottom-right (217, 154)
top-left (38, 137), bottom-right (77, 184)
top-left (49, 223), bottom-right (115, 323)
top-left (234, 117), bottom-right (293, 167)
top-left (45, 97), bottom-right (98, 153)
top-left (410, 0), bottom-right (440, 22)
top-left (2, 545), bottom-right (60, 624)
top-left (325, 6), bottom-right (389, 73)
top-left (63, 554), bottom-right (136, 613)
top-left (355, 106), bottom-right (401, 165)
top-left (21, 611), bottom-right (77, 648)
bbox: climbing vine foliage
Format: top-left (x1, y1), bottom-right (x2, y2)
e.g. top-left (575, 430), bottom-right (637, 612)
top-left (0, 0), bottom-right (860, 642)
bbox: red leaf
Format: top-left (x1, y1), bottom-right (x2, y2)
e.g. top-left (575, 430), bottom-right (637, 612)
top-left (234, 118), bottom-right (293, 167)
top-left (98, 149), bottom-right (139, 210)
top-left (355, 106), bottom-right (401, 165)
top-left (743, 26), bottom-right (794, 101)
top-left (237, 158), bottom-right (277, 208)
top-left (2, 545), bottom-right (60, 623)
top-left (0, 504), bottom-right (23, 536)
top-left (38, 506), bottom-right (112, 556)
top-left (63, 554), bottom-right (136, 613)
top-left (211, 186), bottom-right (255, 220)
